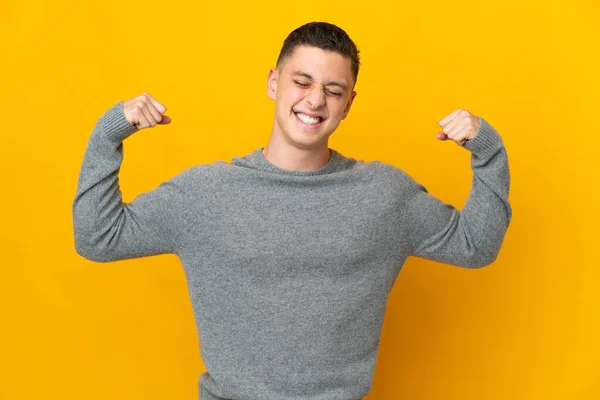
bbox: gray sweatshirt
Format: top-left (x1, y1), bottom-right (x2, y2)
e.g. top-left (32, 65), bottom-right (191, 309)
top-left (73, 101), bottom-right (512, 400)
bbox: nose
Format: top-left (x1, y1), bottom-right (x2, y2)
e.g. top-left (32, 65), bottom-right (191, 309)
top-left (306, 85), bottom-right (326, 109)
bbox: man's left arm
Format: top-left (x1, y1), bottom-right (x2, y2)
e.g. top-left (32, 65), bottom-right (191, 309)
top-left (406, 109), bottom-right (512, 268)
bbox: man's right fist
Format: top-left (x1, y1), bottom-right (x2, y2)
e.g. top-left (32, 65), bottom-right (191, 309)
top-left (123, 93), bottom-right (171, 129)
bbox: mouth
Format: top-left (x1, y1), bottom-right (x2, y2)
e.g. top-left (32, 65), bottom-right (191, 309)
top-left (294, 111), bottom-right (325, 126)
top-left (294, 111), bottom-right (325, 128)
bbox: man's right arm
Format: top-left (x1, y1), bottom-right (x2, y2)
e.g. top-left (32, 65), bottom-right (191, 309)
top-left (72, 94), bottom-right (187, 262)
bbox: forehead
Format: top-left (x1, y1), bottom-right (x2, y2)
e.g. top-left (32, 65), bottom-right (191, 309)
top-left (281, 45), bottom-right (353, 86)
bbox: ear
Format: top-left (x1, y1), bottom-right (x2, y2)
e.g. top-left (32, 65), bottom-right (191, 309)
top-left (267, 68), bottom-right (278, 100)
top-left (341, 91), bottom-right (357, 120)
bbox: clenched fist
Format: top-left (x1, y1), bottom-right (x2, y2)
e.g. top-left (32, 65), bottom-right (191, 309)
top-left (436, 109), bottom-right (480, 146)
top-left (123, 93), bottom-right (171, 129)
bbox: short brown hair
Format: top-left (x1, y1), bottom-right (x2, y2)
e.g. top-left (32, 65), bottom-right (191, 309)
top-left (276, 22), bottom-right (361, 87)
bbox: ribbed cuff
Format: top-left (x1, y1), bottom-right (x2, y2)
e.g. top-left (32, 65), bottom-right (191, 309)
top-left (461, 116), bottom-right (504, 161)
top-left (98, 101), bottom-right (139, 144)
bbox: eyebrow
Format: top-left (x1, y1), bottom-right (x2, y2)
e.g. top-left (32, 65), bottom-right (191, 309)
top-left (291, 71), bottom-right (347, 90)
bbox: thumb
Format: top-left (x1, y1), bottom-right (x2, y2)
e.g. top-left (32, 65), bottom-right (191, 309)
top-left (158, 115), bottom-right (172, 124)
top-left (436, 132), bottom-right (448, 140)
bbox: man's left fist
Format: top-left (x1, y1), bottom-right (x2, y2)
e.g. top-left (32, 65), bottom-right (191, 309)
top-left (436, 109), bottom-right (480, 146)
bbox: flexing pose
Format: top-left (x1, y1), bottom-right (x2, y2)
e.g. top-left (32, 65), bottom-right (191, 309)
top-left (73, 22), bottom-right (511, 400)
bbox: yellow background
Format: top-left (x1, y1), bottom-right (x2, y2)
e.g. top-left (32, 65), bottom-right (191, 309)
top-left (1, 0), bottom-right (598, 399)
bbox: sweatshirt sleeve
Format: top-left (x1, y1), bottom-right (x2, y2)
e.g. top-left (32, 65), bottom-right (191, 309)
top-left (405, 116), bottom-right (512, 268)
top-left (72, 101), bottom-right (190, 262)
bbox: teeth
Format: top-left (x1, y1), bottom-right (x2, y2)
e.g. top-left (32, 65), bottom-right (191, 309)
top-left (296, 112), bottom-right (321, 125)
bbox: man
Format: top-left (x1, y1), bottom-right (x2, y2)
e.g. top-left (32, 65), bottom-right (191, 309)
top-left (73, 22), bottom-right (511, 400)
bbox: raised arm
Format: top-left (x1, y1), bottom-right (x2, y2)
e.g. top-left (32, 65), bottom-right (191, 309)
top-left (72, 94), bottom-right (187, 262)
top-left (406, 109), bottom-right (512, 268)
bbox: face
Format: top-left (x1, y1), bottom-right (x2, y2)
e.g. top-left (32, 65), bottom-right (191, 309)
top-left (266, 45), bottom-right (357, 151)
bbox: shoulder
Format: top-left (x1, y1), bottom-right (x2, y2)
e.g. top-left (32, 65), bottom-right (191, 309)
top-left (359, 160), bottom-right (420, 188)
top-left (175, 159), bottom-right (240, 178)
top-left (346, 159), bottom-right (426, 205)
top-left (160, 160), bottom-right (233, 194)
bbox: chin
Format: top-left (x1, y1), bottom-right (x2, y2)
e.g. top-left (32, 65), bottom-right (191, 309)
top-left (292, 133), bottom-right (331, 149)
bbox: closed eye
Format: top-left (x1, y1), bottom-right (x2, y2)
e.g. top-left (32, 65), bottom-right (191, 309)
top-left (294, 80), bottom-right (310, 88)
top-left (294, 81), bottom-right (342, 97)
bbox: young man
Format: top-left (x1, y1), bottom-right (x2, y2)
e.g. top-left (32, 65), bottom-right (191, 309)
top-left (73, 22), bottom-right (511, 400)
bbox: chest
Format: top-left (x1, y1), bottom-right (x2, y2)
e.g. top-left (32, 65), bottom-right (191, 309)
top-left (182, 182), bottom-right (408, 280)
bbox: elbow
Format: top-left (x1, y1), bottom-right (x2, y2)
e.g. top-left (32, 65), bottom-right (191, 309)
top-left (73, 223), bottom-right (116, 263)
top-left (463, 227), bottom-right (508, 268)
top-left (74, 237), bottom-right (113, 263)
top-left (464, 248), bottom-right (500, 269)
top-left (73, 211), bottom-right (117, 263)
top-left (469, 253), bottom-right (497, 269)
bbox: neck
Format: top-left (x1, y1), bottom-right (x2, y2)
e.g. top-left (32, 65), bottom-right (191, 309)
top-left (262, 142), bottom-right (331, 172)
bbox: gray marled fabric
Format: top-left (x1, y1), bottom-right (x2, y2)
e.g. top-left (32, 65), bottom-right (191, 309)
top-left (73, 101), bottom-right (511, 400)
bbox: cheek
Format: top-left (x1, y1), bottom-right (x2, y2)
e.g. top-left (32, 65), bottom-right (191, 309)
top-left (329, 102), bottom-right (347, 118)
top-left (285, 84), bottom-right (312, 100)
top-left (289, 88), bottom-right (308, 104)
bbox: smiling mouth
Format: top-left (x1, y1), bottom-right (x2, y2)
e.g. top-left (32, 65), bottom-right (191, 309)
top-left (294, 112), bottom-right (325, 126)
